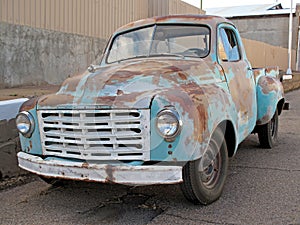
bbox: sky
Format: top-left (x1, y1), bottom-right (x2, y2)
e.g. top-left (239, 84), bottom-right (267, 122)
top-left (182, 0), bottom-right (300, 9)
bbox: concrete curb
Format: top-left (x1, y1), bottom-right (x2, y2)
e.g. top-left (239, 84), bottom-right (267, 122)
top-left (0, 98), bottom-right (28, 121)
top-left (283, 72), bottom-right (300, 92)
top-left (0, 98), bottom-right (28, 179)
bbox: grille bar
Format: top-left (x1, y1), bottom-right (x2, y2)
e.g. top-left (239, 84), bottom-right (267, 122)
top-left (41, 123), bottom-right (142, 130)
top-left (44, 130), bottom-right (143, 139)
top-left (42, 116), bottom-right (141, 123)
top-left (38, 109), bottom-right (150, 161)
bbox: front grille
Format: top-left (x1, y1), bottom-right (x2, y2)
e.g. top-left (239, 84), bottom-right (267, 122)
top-left (37, 109), bottom-right (150, 161)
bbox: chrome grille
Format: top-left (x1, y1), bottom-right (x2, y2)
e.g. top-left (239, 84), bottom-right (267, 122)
top-left (37, 109), bottom-right (150, 161)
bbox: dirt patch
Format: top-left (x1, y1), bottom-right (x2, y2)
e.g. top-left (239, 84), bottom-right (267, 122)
top-left (0, 85), bottom-right (60, 101)
top-left (0, 174), bottom-right (38, 191)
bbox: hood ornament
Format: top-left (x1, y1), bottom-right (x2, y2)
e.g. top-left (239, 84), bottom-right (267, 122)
top-left (87, 64), bottom-right (101, 73)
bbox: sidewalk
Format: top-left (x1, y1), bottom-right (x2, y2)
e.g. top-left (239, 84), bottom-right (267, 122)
top-left (0, 85), bottom-right (60, 101)
top-left (282, 72), bottom-right (300, 92)
top-left (0, 84), bottom-right (59, 179)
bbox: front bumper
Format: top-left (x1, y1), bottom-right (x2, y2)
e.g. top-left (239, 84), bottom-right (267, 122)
top-left (17, 152), bottom-right (183, 185)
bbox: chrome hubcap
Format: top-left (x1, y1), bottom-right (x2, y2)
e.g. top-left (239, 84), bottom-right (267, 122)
top-left (199, 140), bottom-right (221, 189)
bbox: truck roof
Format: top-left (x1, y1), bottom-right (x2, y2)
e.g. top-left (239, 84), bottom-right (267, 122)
top-left (116, 15), bottom-right (233, 34)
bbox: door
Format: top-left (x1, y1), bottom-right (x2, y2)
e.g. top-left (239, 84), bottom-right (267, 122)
top-left (217, 24), bottom-right (257, 142)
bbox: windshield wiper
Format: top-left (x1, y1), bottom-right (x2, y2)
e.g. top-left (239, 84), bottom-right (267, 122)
top-left (114, 53), bottom-right (184, 64)
top-left (116, 55), bottom-right (148, 63)
top-left (149, 53), bottom-right (185, 59)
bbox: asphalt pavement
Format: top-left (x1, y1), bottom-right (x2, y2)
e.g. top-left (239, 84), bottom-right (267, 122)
top-left (0, 89), bottom-right (299, 225)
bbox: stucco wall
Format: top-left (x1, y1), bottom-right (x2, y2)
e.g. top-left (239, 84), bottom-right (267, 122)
top-left (230, 15), bottom-right (298, 50)
top-left (0, 22), bottom-right (106, 88)
top-left (243, 38), bottom-right (297, 71)
top-left (0, 118), bottom-right (24, 179)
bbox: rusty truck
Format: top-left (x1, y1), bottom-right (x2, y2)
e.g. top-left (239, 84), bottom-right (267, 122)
top-left (16, 15), bottom-right (286, 205)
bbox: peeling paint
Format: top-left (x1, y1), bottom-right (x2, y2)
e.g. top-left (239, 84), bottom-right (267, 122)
top-left (17, 15), bottom-right (285, 186)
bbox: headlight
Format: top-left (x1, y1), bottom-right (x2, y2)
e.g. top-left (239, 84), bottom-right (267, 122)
top-left (16, 111), bottom-right (35, 137)
top-left (156, 108), bottom-right (182, 140)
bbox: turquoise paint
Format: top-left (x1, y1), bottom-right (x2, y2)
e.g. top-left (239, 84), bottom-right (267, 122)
top-left (224, 68), bottom-right (235, 82)
top-left (19, 108), bottom-right (43, 155)
top-left (256, 76), bottom-right (284, 124)
top-left (213, 66), bottom-right (225, 81)
top-left (150, 95), bottom-right (204, 162)
top-left (205, 86), bottom-right (236, 135)
top-left (148, 82), bottom-right (241, 162)
top-left (254, 69), bottom-right (265, 83)
top-left (246, 67), bottom-right (253, 79)
top-left (44, 157), bottom-right (84, 162)
top-left (218, 23), bottom-right (249, 61)
top-left (158, 76), bottom-right (177, 88)
top-left (150, 98), bottom-right (171, 161)
top-left (171, 101), bottom-right (204, 161)
top-left (257, 85), bottom-right (277, 122)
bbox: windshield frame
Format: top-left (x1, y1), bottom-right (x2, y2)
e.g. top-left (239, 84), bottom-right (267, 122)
top-left (104, 23), bottom-right (211, 64)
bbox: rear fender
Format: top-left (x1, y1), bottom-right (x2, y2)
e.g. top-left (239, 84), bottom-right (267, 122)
top-left (256, 76), bottom-right (284, 125)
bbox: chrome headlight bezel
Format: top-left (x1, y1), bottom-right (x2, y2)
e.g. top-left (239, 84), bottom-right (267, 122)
top-left (16, 111), bottom-right (35, 138)
top-left (156, 108), bottom-right (182, 141)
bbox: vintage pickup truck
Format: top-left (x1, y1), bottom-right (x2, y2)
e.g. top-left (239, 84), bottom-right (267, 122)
top-left (16, 15), bottom-right (286, 205)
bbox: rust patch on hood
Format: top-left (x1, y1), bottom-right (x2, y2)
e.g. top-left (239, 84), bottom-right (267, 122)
top-left (157, 82), bottom-right (209, 143)
top-left (38, 94), bottom-right (75, 107)
top-left (20, 97), bottom-right (39, 111)
top-left (38, 59), bottom-right (216, 109)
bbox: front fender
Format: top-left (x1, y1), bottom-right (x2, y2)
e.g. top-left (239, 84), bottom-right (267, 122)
top-left (256, 76), bottom-right (284, 125)
top-left (150, 82), bottom-right (238, 162)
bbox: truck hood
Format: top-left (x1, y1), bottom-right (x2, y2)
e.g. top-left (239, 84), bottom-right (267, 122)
top-left (38, 59), bottom-right (217, 109)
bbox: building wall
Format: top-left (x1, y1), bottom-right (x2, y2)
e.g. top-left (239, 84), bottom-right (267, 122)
top-left (0, 0), bottom-right (203, 87)
top-left (0, 22), bottom-right (107, 87)
top-left (148, 0), bottom-right (202, 17)
top-left (0, 0), bottom-right (149, 39)
top-left (0, 0), bottom-right (203, 39)
top-left (243, 38), bottom-right (296, 71)
top-left (230, 15), bottom-right (298, 50)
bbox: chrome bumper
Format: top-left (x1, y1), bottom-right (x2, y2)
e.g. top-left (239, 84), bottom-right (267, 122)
top-left (17, 152), bottom-right (183, 185)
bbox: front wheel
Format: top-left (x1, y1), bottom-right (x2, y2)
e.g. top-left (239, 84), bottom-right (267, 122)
top-left (257, 109), bottom-right (278, 148)
top-left (180, 127), bottom-right (228, 205)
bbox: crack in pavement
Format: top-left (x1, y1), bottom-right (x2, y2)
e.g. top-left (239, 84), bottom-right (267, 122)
top-left (161, 212), bottom-right (237, 225)
top-left (76, 191), bottom-right (130, 215)
top-left (75, 189), bottom-right (163, 216)
top-left (230, 165), bottom-right (300, 172)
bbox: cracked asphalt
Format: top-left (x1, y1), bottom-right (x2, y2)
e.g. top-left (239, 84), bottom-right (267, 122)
top-left (1, 89), bottom-right (299, 225)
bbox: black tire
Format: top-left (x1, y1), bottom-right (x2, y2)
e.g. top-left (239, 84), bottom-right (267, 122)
top-left (258, 109), bottom-right (278, 149)
top-left (180, 127), bottom-right (228, 205)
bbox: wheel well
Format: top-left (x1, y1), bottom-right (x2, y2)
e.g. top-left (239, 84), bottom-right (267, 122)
top-left (219, 121), bottom-right (236, 158)
top-left (277, 98), bottom-right (285, 116)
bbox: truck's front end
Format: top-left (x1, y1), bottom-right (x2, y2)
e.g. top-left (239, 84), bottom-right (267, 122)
top-left (16, 15), bottom-right (237, 205)
top-left (16, 19), bottom-right (213, 185)
top-left (16, 101), bottom-right (185, 184)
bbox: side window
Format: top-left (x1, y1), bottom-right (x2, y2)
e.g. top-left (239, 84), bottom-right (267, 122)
top-left (218, 28), bottom-right (240, 62)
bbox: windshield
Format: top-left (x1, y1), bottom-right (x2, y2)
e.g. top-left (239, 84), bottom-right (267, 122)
top-left (106, 25), bottom-right (210, 63)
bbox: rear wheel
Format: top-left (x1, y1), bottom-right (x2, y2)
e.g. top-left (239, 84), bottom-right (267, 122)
top-left (180, 127), bottom-right (228, 205)
top-left (258, 109), bottom-right (278, 148)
